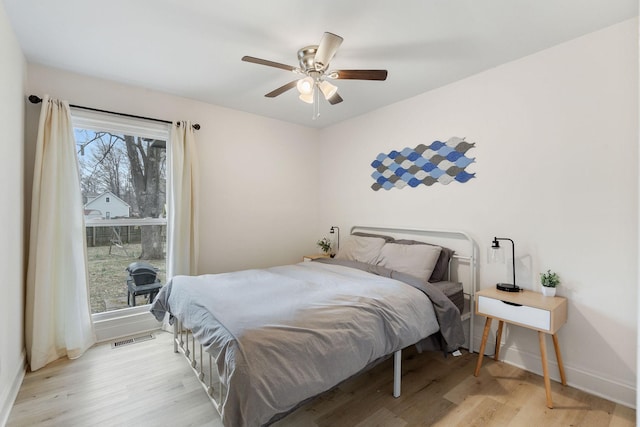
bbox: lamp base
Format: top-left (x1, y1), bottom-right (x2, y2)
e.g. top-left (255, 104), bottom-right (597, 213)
top-left (496, 283), bottom-right (521, 292)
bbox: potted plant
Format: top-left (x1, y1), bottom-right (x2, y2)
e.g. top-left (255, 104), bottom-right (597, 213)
top-left (316, 237), bottom-right (332, 255)
top-left (540, 269), bottom-right (560, 297)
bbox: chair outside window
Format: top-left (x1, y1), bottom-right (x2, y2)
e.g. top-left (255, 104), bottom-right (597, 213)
top-left (126, 262), bottom-right (162, 306)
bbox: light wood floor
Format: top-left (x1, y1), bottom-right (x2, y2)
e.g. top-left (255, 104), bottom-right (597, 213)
top-left (8, 331), bottom-right (635, 427)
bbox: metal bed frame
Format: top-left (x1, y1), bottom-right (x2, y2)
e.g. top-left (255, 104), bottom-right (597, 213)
top-left (171, 225), bottom-right (477, 420)
top-left (173, 322), bottom-right (223, 412)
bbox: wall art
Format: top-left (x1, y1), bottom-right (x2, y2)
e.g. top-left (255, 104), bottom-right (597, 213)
top-left (370, 136), bottom-right (476, 191)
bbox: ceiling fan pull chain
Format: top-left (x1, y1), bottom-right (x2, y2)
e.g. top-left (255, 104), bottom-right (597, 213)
top-left (312, 84), bottom-right (320, 120)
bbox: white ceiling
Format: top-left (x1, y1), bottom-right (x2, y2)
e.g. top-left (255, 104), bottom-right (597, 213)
top-left (4, 0), bottom-right (637, 128)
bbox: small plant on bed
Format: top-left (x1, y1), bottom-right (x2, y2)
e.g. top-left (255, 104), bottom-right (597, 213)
top-left (540, 270), bottom-right (560, 296)
top-left (317, 237), bottom-right (332, 255)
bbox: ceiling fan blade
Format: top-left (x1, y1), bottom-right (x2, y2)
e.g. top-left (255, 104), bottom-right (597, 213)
top-left (328, 92), bottom-right (343, 105)
top-left (333, 69), bottom-right (388, 81)
top-left (242, 56), bottom-right (297, 72)
top-left (265, 80), bottom-right (298, 98)
top-left (314, 32), bottom-right (343, 71)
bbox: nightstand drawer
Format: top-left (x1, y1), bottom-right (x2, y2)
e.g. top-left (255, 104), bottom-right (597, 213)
top-left (477, 295), bottom-right (551, 331)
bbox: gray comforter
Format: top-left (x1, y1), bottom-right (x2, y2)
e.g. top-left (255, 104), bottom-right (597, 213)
top-left (150, 261), bottom-right (461, 427)
top-left (315, 258), bottom-right (465, 353)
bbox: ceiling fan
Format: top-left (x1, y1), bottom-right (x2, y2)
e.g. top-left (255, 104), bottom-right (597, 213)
top-left (242, 32), bottom-right (387, 118)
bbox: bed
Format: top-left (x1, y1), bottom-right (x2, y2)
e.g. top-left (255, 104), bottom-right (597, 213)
top-left (150, 226), bottom-right (476, 427)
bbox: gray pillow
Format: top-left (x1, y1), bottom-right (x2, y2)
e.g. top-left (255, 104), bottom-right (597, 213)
top-left (377, 243), bottom-right (442, 283)
top-left (335, 235), bottom-right (386, 264)
top-left (393, 239), bottom-right (455, 282)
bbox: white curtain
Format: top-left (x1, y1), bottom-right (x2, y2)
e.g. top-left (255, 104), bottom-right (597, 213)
top-left (167, 121), bottom-right (199, 278)
top-left (25, 96), bottom-right (95, 371)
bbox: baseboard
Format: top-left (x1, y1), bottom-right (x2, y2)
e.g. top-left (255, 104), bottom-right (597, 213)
top-left (472, 331), bottom-right (636, 409)
top-left (93, 308), bottom-right (162, 343)
top-left (0, 349), bottom-right (26, 427)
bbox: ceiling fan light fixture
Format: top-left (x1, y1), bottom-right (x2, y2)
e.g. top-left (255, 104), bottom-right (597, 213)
top-left (296, 76), bottom-right (315, 95)
top-left (299, 91), bottom-right (314, 104)
top-left (242, 32), bottom-right (388, 114)
top-left (318, 80), bottom-right (338, 99)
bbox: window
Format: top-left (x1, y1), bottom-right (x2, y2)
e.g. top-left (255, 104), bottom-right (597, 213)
top-left (72, 110), bottom-right (170, 318)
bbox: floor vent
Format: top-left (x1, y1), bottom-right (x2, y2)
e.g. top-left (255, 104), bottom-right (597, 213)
top-left (111, 333), bottom-right (155, 349)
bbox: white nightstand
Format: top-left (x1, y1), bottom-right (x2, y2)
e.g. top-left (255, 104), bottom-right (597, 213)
top-left (474, 288), bottom-right (568, 408)
top-left (302, 254), bottom-right (331, 262)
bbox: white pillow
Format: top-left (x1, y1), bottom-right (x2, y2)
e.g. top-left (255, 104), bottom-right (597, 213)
top-left (377, 243), bottom-right (442, 282)
top-left (335, 235), bottom-right (386, 264)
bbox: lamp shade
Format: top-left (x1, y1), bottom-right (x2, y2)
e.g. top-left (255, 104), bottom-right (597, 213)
top-left (488, 245), bottom-right (505, 263)
top-left (299, 91), bottom-right (314, 104)
top-left (296, 76), bottom-right (315, 95)
top-left (318, 80), bottom-right (338, 99)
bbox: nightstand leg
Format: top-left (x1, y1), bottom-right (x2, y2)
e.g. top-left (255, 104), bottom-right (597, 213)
top-left (474, 317), bottom-right (492, 377)
top-left (538, 331), bottom-right (553, 408)
top-left (552, 333), bottom-right (567, 385)
top-left (494, 321), bottom-right (504, 361)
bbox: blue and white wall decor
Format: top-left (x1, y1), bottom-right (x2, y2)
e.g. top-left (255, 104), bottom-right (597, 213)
top-left (370, 137), bottom-right (476, 191)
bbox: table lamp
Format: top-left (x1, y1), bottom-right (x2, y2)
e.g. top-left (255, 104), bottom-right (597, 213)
top-left (329, 226), bottom-right (340, 257)
top-left (489, 237), bottom-right (520, 292)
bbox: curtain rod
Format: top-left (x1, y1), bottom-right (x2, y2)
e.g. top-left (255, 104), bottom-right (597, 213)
top-left (28, 95), bottom-right (201, 130)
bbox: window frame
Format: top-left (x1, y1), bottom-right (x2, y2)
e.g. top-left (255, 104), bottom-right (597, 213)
top-left (71, 108), bottom-right (171, 340)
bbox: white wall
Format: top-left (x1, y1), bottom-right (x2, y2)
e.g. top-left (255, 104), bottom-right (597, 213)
top-left (319, 19), bottom-right (638, 407)
top-left (0, 1), bottom-right (27, 424)
top-left (25, 64), bottom-right (322, 274)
